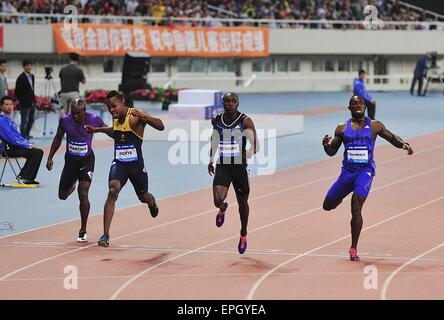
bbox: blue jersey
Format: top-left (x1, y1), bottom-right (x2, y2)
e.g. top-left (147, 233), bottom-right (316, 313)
top-left (342, 117), bottom-right (375, 171)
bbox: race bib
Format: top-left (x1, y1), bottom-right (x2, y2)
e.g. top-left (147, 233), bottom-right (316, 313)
top-left (347, 149), bottom-right (369, 164)
top-left (116, 145), bottom-right (138, 162)
top-left (219, 141), bottom-right (240, 157)
top-left (68, 141), bottom-right (88, 157)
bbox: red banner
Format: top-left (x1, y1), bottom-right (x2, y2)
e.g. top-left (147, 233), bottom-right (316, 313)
top-left (52, 23), bottom-right (269, 57)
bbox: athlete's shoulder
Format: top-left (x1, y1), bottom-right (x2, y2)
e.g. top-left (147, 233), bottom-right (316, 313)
top-left (60, 113), bottom-right (71, 123)
top-left (370, 119), bottom-right (384, 128)
top-left (211, 114), bottom-right (221, 126)
top-left (337, 121), bottom-right (347, 128)
top-left (334, 121), bottom-right (347, 135)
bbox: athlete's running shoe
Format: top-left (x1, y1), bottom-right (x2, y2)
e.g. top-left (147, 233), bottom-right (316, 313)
top-left (348, 247), bottom-right (360, 261)
top-left (216, 202), bottom-right (228, 227)
top-left (149, 200), bottom-right (159, 218)
top-left (238, 235), bottom-right (248, 254)
top-left (77, 230), bottom-right (88, 243)
top-left (98, 234), bottom-right (110, 247)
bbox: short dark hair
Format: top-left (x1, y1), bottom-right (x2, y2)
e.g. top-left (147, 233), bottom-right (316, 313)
top-left (222, 91), bottom-right (239, 102)
top-left (349, 95), bottom-right (363, 106)
top-left (69, 52), bottom-right (80, 62)
top-left (22, 60), bottom-right (33, 67)
top-left (0, 59), bottom-right (7, 65)
top-left (1, 96), bottom-right (13, 105)
top-left (106, 90), bottom-right (123, 100)
top-left (70, 98), bottom-right (86, 109)
top-left (358, 69), bottom-right (366, 75)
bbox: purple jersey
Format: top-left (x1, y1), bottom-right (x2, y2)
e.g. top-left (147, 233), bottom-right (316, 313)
top-left (60, 112), bottom-right (104, 157)
top-left (342, 116), bottom-right (375, 171)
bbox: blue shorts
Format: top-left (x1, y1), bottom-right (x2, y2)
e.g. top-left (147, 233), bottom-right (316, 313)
top-left (326, 167), bottom-right (375, 203)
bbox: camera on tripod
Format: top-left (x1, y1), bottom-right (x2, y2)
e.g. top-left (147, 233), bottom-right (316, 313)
top-left (430, 51), bottom-right (438, 69)
top-left (44, 66), bottom-right (53, 80)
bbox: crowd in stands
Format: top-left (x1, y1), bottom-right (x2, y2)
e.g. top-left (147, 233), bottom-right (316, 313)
top-left (1, 0), bottom-right (442, 29)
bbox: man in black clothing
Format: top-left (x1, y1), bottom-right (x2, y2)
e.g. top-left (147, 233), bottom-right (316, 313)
top-left (14, 60), bottom-right (35, 139)
top-left (59, 52), bottom-right (86, 116)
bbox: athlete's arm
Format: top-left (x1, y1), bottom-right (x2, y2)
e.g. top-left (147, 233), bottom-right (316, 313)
top-left (323, 123), bottom-right (344, 156)
top-left (373, 120), bottom-right (413, 155)
top-left (208, 117), bottom-right (219, 176)
top-left (46, 124), bottom-right (65, 171)
top-left (131, 108), bottom-right (164, 131)
top-left (85, 125), bottom-right (113, 136)
top-left (243, 117), bottom-right (259, 158)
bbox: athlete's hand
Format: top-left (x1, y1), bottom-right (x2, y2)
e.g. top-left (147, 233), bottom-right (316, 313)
top-left (403, 143), bottom-right (413, 155)
top-left (208, 162), bottom-right (215, 176)
top-left (131, 108), bottom-right (146, 118)
top-left (84, 125), bottom-right (96, 133)
top-left (46, 159), bottom-right (53, 171)
top-left (246, 149), bottom-right (254, 159)
top-left (322, 135), bottom-right (331, 146)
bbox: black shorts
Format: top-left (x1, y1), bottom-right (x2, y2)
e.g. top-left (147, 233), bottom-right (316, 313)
top-left (109, 160), bottom-right (148, 195)
top-left (59, 153), bottom-right (95, 191)
top-left (213, 164), bottom-right (250, 196)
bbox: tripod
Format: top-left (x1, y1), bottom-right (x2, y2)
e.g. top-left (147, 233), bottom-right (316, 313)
top-left (422, 67), bottom-right (442, 97)
top-left (37, 71), bottom-right (58, 137)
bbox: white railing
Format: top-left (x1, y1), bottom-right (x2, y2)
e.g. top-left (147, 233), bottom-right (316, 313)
top-left (0, 12), bottom-right (443, 30)
top-left (399, 0), bottom-right (444, 21)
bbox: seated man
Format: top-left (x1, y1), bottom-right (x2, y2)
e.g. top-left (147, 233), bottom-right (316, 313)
top-left (0, 96), bottom-right (43, 184)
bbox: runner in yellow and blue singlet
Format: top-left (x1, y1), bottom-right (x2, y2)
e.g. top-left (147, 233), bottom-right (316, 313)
top-left (85, 90), bottom-right (164, 247)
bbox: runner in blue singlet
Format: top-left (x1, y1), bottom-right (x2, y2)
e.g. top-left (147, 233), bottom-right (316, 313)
top-left (322, 95), bottom-right (414, 261)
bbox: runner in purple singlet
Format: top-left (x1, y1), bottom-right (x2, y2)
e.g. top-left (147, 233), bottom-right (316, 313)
top-left (46, 99), bottom-right (108, 242)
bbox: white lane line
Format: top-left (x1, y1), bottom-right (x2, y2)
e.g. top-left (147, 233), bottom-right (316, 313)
top-left (110, 165), bottom-right (444, 300)
top-left (246, 195), bottom-right (444, 300)
top-left (380, 241), bottom-right (444, 300)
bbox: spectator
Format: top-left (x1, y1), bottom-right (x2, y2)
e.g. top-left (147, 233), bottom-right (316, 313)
top-left (410, 53), bottom-right (430, 96)
top-left (0, 96), bottom-right (43, 184)
top-left (59, 52), bottom-right (86, 117)
top-left (0, 59), bottom-right (8, 99)
top-left (14, 60), bottom-right (35, 139)
top-left (152, 0), bottom-right (166, 25)
top-left (353, 69), bottom-right (376, 120)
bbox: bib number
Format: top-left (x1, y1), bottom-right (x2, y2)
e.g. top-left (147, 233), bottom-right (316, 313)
top-left (219, 141), bottom-right (240, 157)
top-left (68, 141), bottom-right (88, 157)
top-left (116, 145), bottom-right (138, 162)
top-left (347, 149), bottom-right (369, 164)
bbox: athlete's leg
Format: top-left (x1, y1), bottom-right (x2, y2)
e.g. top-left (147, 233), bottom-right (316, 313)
top-left (213, 164), bottom-right (231, 209)
top-left (77, 181), bottom-right (91, 232)
top-left (213, 185), bottom-right (229, 209)
top-left (103, 179), bottom-right (122, 236)
top-left (350, 169), bottom-right (374, 251)
top-left (232, 166), bottom-right (250, 237)
top-left (59, 184), bottom-right (76, 200)
top-left (58, 158), bottom-right (78, 200)
top-left (350, 193), bottom-right (366, 250)
top-left (235, 193), bottom-right (249, 237)
top-left (129, 163), bottom-right (158, 217)
top-left (323, 170), bottom-right (354, 211)
top-left (103, 163), bottom-right (129, 237)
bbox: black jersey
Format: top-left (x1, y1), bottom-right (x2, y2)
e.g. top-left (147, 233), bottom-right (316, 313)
top-left (213, 111), bottom-right (248, 165)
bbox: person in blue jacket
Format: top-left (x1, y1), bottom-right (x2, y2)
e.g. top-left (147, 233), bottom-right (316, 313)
top-left (410, 53), bottom-right (430, 96)
top-left (353, 69), bottom-right (376, 120)
top-left (0, 96), bottom-right (43, 184)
